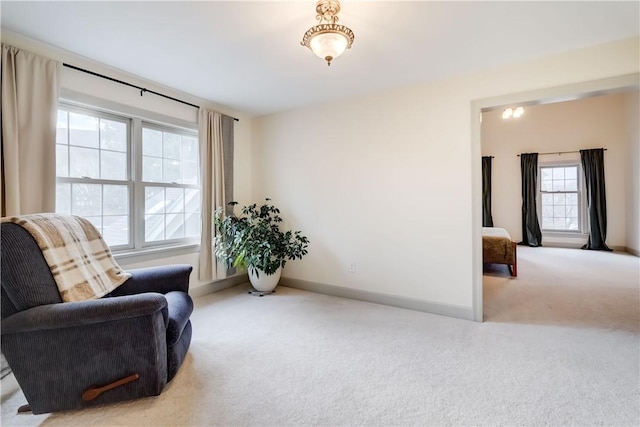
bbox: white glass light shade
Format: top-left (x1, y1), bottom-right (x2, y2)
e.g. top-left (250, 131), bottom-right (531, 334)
top-left (513, 107), bottom-right (524, 118)
top-left (502, 108), bottom-right (513, 119)
top-left (301, 23), bottom-right (354, 66)
top-left (300, 0), bottom-right (355, 66)
top-left (309, 32), bottom-right (349, 63)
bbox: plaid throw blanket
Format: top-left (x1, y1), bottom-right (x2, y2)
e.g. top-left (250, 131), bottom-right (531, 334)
top-left (1, 213), bottom-right (131, 302)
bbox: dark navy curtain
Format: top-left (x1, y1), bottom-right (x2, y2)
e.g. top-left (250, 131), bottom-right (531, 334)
top-left (519, 153), bottom-right (542, 247)
top-left (482, 156), bottom-right (494, 227)
top-left (580, 148), bottom-right (612, 251)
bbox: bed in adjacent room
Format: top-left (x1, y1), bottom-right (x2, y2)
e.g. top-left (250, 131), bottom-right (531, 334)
top-left (482, 227), bottom-right (517, 277)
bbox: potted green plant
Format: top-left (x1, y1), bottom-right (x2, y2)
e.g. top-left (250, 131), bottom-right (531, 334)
top-left (214, 199), bottom-right (310, 292)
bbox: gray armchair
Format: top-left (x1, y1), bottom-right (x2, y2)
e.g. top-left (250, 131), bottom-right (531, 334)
top-left (1, 222), bottom-right (194, 414)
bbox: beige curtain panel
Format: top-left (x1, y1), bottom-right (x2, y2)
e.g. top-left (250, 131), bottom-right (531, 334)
top-left (1, 44), bottom-right (61, 217)
top-left (198, 108), bottom-right (226, 282)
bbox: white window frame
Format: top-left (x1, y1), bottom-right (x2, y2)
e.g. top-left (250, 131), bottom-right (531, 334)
top-left (56, 99), bottom-right (200, 254)
top-left (537, 161), bottom-right (587, 236)
top-left (136, 121), bottom-right (200, 249)
top-left (56, 104), bottom-right (134, 251)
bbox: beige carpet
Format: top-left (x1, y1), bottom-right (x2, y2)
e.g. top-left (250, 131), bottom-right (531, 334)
top-left (483, 246), bottom-right (639, 332)
top-left (1, 247), bottom-right (639, 426)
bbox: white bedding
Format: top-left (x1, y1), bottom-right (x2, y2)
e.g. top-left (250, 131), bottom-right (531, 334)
top-left (482, 227), bottom-right (511, 239)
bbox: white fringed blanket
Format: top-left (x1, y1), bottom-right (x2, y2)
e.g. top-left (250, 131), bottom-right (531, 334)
top-left (1, 213), bottom-right (131, 302)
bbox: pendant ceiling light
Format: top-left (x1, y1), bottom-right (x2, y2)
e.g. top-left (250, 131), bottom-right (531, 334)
top-left (301, 0), bottom-right (355, 66)
top-left (502, 107), bottom-right (525, 119)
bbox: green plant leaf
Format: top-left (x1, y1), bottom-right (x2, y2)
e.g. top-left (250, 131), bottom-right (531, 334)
top-left (213, 199), bottom-right (309, 274)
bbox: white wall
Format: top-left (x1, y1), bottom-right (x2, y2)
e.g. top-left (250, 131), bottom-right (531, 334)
top-left (625, 90), bottom-right (640, 255)
top-left (481, 92), bottom-right (630, 248)
top-left (253, 37), bottom-right (639, 310)
top-left (4, 29), bottom-right (637, 308)
top-left (1, 30), bottom-right (254, 292)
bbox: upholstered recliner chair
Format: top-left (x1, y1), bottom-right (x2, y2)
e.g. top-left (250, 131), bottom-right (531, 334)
top-left (0, 220), bottom-right (194, 414)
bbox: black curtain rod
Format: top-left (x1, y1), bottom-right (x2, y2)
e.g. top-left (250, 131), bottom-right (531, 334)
top-left (517, 148), bottom-right (607, 157)
top-left (63, 63), bottom-right (239, 122)
top-left (483, 156), bottom-right (495, 158)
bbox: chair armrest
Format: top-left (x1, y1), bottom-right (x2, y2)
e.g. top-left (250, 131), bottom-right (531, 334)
top-left (1, 293), bottom-right (167, 334)
top-left (111, 264), bottom-right (193, 296)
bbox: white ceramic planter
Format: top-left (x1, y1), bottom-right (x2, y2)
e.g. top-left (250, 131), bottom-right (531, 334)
top-left (248, 266), bottom-right (282, 292)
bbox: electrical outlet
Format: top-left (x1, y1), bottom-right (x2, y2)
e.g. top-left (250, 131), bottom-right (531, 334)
top-left (348, 263), bottom-right (356, 273)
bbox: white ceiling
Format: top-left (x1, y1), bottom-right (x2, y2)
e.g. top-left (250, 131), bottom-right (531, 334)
top-left (1, 1), bottom-right (638, 117)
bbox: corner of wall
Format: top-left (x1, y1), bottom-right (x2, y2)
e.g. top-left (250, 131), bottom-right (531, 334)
top-left (625, 89), bottom-right (640, 254)
top-left (189, 274), bottom-right (249, 298)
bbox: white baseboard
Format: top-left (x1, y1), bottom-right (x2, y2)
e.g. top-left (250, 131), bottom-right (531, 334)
top-left (627, 247), bottom-right (640, 257)
top-left (542, 242), bottom-right (583, 249)
top-left (542, 242), bottom-right (628, 252)
top-left (190, 274), bottom-right (249, 298)
top-left (280, 278), bottom-right (475, 321)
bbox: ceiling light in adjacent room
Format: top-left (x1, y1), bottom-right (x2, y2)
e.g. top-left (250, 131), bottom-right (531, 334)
top-left (513, 106), bottom-right (524, 118)
top-left (301, 0), bottom-right (355, 66)
top-left (502, 106), bottom-right (524, 119)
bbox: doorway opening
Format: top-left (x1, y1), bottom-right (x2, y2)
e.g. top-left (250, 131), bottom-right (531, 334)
top-left (470, 73), bottom-right (639, 323)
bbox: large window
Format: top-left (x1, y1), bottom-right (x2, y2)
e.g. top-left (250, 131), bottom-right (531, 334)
top-left (141, 126), bottom-right (200, 243)
top-left (539, 164), bottom-right (582, 232)
top-left (55, 104), bottom-right (200, 250)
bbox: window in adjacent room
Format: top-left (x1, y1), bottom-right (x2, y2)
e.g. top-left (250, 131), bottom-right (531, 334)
top-left (55, 104), bottom-right (200, 251)
top-left (539, 164), bottom-right (583, 232)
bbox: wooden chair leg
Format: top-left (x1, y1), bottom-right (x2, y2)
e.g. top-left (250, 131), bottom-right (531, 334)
top-left (17, 404), bottom-right (31, 414)
top-left (511, 241), bottom-right (518, 277)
